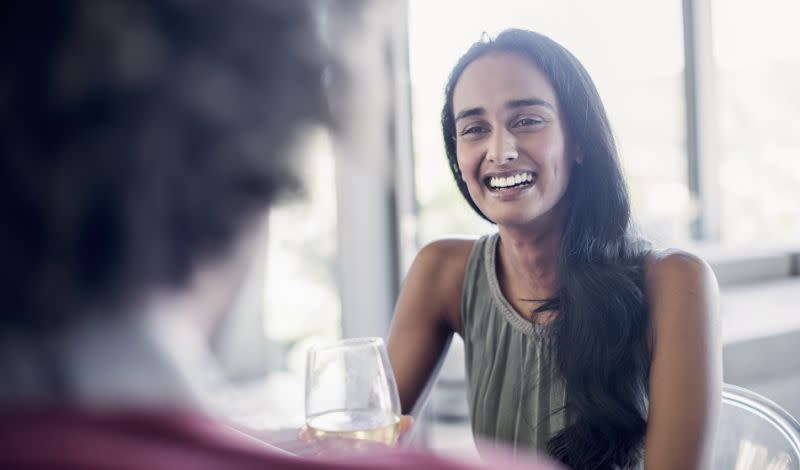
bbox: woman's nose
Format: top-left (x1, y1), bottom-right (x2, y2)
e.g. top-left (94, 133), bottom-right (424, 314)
top-left (486, 129), bottom-right (518, 164)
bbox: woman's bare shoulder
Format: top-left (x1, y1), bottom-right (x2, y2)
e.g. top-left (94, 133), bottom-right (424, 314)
top-left (404, 237), bottom-right (479, 332)
top-left (410, 237), bottom-right (477, 289)
top-left (643, 247), bottom-right (719, 342)
top-left (644, 248), bottom-right (715, 285)
top-left (418, 237), bottom-right (477, 261)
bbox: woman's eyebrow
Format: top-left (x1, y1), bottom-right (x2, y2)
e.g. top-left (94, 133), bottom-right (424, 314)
top-left (455, 98), bottom-right (554, 122)
top-left (455, 107), bottom-right (485, 122)
top-left (506, 97), bottom-right (554, 111)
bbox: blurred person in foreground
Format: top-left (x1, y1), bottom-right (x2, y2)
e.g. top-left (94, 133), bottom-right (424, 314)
top-left (0, 1), bottom-right (563, 469)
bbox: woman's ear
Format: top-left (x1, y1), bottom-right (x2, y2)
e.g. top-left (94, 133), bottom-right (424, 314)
top-left (568, 141), bottom-right (583, 166)
top-left (574, 147), bottom-right (584, 165)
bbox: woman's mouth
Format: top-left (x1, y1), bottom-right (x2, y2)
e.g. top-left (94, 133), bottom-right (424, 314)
top-left (484, 171), bottom-right (536, 191)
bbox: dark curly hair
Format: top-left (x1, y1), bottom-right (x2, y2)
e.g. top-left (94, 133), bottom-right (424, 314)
top-left (442, 30), bottom-right (651, 469)
top-left (0, 0), bottom-right (331, 334)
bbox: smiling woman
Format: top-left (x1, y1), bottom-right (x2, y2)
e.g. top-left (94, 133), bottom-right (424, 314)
top-left (388, 29), bottom-right (721, 470)
top-left (450, 52), bottom-right (572, 230)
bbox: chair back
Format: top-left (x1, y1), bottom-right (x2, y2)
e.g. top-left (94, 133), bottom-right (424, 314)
top-left (714, 384), bottom-right (800, 470)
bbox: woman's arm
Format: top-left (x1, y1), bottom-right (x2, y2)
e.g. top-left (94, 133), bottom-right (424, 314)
top-left (387, 239), bottom-right (474, 414)
top-left (643, 251), bottom-right (722, 470)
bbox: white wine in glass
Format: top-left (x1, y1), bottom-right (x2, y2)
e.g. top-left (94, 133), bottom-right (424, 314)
top-left (305, 337), bottom-right (402, 447)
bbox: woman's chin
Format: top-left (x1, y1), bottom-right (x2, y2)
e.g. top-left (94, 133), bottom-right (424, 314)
top-left (484, 205), bottom-right (562, 231)
top-left (487, 212), bottom-right (540, 228)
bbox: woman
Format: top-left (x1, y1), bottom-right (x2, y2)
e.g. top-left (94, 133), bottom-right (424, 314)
top-left (388, 29), bottom-right (721, 469)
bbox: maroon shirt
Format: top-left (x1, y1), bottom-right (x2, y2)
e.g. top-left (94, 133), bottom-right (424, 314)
top-left (0, 407), bottom-right (564, 470)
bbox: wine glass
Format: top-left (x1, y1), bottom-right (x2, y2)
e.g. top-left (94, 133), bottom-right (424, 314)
top-left (304, 337), bottom-right (402, 447)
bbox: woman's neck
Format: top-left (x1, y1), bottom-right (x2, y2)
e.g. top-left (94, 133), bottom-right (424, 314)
top-left (496, 205), bottom-right (566, 299)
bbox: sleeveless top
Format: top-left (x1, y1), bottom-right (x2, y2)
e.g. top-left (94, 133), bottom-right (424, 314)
top-left (461, 232), bottom-right (568, 454)
top-left (461, 233), bottom-right (647, 468)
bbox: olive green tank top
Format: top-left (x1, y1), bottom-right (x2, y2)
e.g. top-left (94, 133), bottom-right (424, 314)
top-left (461, 232), bottom-right (569, 454)
top-left (461, 233), bottom-right (647, 468)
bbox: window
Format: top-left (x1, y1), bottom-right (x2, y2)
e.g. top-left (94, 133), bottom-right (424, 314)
top-left (712, 0), bottom-right (800, 246)
top-left (263, 128), bottom-right (341, 374)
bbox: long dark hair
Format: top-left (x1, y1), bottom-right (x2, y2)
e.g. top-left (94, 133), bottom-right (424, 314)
top-left (442, 30), bottom-right (651, 469)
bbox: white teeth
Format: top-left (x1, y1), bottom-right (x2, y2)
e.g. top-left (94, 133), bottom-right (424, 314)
top-left (487, 172), bottom-right (535, 189)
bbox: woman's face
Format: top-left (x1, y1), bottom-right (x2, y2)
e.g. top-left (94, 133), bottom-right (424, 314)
top-left (453, 52), bottom-right (573, 228)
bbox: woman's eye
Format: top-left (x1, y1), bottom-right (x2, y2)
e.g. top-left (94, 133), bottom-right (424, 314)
top-left (461, 126), bottom-right (487, 136)
top-left (513, 117), bottom-right (543, 128)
